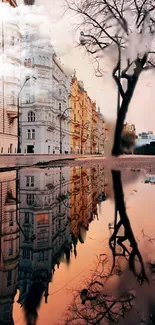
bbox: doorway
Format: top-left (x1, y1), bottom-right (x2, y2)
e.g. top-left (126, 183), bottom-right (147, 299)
top-left (27, 145), bottom-right (34, 153)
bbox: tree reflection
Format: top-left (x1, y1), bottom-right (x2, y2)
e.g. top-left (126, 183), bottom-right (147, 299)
top-left (109, 170), bottom-right (148, 283)
top-left (60, 170), bottom-right (152, 325)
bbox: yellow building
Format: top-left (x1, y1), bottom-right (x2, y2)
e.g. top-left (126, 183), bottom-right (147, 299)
top-left (91, 101), bottom-right (97, 154)
top-left (70, 76), bottom-right (81, 154)
top-left (70, 73), bottom-right (106, 155)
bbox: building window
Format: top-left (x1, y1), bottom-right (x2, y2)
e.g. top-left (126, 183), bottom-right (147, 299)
top-left (59, 103), bottom-right (61, 112)
top-left (24, 59), bottom-right (28, 67)
top-left (7, 270), bottom-right (12, 287)
top-left (10, 91), bottom-right (15, 105)
top-left (28, 58), bottom-right (31, 68)
top-left (10, 36), bottom-right (15, 46)
top-left (32, 129), bottom-right (35, 139)
top-left (8, 237), bottom-right (13, 256)
top-left (26, 176), bottom-right (34, 187)
top-left (25, 212), bottom-right (29, 223)
top-left (42, 56), bottom-right (45, 65)
top-left (26, 93), bottom-right (30, 104)
top-left (27, 129), bottom-right (35, 139)
top-left (24, 228), bottom-right (30, 242)
top-left (26, 194), bottom-right (34, 205)
top-left (9, 211), bottom-right (14, 226)
top-left (23, 248), bottom-right (30, 259)
top-left (37, 214), bottom-right (49, 225)
top-left (28, 111), bottom-right (35, 122)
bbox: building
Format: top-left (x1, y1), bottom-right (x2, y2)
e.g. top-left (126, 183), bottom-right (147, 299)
top-left (20, 24), bottom-right (71, 154)
top-left (91, 101), bottom-right (98, 154)
top-left (96, 107), bottom-right (105, 154)
top-left (70, 75), bottom-right (83, 154)
top-left (0, 170), bottom-right (19, 325)
top-left (70, 73), bottom-right (106, 154)
top-left (136, 132), bottom-right (155, 147)
top-left (0, 0), bottom-right (21, 154)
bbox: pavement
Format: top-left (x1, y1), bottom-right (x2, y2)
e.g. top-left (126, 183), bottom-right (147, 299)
top-left (0, 154), bottom-right (155, 174)
top-left (0, 154), bottom-right (104, 170)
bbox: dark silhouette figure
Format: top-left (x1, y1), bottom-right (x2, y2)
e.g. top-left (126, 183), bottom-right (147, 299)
top-left (23, 281), bottom-right (45, 325)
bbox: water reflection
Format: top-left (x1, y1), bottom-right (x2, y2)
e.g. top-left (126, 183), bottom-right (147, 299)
top-left (61, 170), bottom-right (155, 325)
top-left (0, 166), bottom-right (107, 325)
top-left (0, 171), bottom-right (19, 325)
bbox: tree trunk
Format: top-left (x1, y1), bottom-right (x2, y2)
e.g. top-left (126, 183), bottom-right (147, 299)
top-left (112, 54), bottom-right (147, 156)
top-left (112, 75), bottom-right (139, 156)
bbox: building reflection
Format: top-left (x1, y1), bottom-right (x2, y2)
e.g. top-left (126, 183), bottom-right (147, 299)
top-left (0, 166), bottom-right (107, 324)
top-left (0, 171), bottom-right (19, 325)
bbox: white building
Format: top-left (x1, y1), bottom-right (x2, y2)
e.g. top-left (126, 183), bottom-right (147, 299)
top-left (136, 132), bottom-right (155, 148)
top-left (20, 24), bottom-right (71, 154)
top-left (0, 0), bottom-right (21, 154)
top-left (18, 167), bottom-right (72, 305)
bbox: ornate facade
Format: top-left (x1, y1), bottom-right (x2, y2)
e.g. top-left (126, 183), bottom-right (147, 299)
top-left (20, 24), bottom-right (71, 154)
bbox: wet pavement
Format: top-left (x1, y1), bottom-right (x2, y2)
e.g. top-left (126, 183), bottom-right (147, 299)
top-left (0, 163), bottom-right (155, 324)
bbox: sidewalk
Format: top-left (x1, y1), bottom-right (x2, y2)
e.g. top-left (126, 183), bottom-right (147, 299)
top-left (0, 154), bottom-right (104, 170)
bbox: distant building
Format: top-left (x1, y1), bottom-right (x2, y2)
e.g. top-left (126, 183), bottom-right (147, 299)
top-left (136, 132), bottom-right (155, 147)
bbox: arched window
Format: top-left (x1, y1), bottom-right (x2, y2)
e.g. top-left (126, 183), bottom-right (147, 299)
top-left (28, 111), bottom-right (35, 122)
top-left (24, 59), bottom-right (28, 67)
top-left (59, 103), bottom-right (61, 112)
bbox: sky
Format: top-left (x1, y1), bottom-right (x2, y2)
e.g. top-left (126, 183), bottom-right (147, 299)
top-left (16, 0), bottom-right (155, 133)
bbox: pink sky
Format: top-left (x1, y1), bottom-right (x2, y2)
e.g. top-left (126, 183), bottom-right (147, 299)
top-left (16, 0), bottom-right (155, 133)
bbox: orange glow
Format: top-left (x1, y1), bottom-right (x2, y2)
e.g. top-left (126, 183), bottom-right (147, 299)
top-left (37, 213), bottom-right (49, 224)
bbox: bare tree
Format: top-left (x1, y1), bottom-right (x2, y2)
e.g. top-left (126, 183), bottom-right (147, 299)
top-left (66, 0), bottom-right (155, 155)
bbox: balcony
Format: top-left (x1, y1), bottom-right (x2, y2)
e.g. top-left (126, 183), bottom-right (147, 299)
top-left (46, 183), bottom-right (55, 190)
top-left (82, 136), bottom-right (87, 142)
top-left (46, 121), bottom-right (56, 132)
top-left (7, 104), bottom-right (18, 118)
top-left (73, 131), bottom-right (80, 139)
top-left (74, 120), bottom-right (80, 127)
top-left (72, 174), bottom-right (80, 180)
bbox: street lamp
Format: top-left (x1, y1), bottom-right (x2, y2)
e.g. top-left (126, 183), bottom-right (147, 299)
top-left (59, 107), bottom-right (72, 154)
top-left (17, 75), bottom-right (37, 153)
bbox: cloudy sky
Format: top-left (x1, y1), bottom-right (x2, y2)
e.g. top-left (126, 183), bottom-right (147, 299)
top-left (16, 0), bottom-right (155, 133)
